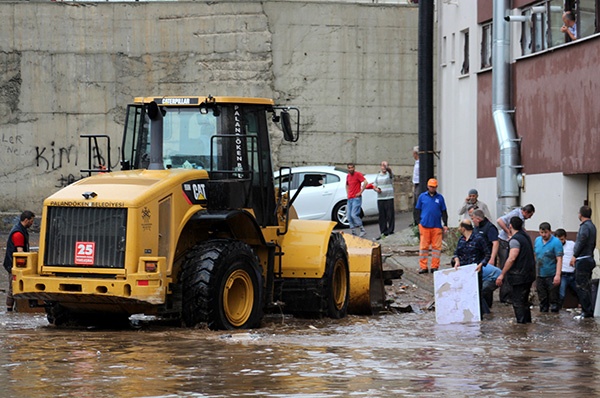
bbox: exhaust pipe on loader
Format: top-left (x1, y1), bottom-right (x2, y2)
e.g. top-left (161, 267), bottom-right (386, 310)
top-left (147, 101), bottom-right (165, 171)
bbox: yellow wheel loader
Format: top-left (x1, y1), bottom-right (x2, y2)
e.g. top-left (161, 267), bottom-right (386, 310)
top-left (12, 96), bottom-right (387, 330)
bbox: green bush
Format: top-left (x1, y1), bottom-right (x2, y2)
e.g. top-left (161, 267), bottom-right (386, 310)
top-left (442, 227), bottom-right (461, 256)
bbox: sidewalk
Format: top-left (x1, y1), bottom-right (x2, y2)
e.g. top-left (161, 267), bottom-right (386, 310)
top-left (376, 214), bottom-right (453, 306)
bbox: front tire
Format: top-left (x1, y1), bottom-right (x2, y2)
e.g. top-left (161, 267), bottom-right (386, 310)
top-left (181, 240), bottom-right (264, 330)
top-left (45, 302), bottom-right (71, 326)
top-left (45, 302), bottom-right (130, 328)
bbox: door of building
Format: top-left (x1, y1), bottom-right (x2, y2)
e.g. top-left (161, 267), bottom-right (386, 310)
top-left (588, 174), bottom-right (600, 249)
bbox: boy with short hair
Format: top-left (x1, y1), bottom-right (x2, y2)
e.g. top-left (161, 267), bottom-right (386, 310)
top-left (534, 222), bottom-right (564, 312)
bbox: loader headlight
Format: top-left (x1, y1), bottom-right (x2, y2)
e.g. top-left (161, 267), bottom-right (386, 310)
top-left (144, 261), bottom-right (158, 272)
top-left (15, 257), bottom-right (27, 268)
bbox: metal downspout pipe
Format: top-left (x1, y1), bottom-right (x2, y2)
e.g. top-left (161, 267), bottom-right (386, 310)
top-left (417, 0), bottom-right (435, 194)
top-left (492, 0), bottom-right (522, 216)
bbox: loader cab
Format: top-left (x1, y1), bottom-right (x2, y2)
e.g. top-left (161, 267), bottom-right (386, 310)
top-left (120, 96), bottom-right (297, 227)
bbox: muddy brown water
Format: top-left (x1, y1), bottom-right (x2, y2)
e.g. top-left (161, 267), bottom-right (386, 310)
top-left (3, 227), bottom-right (600, 396)
top-left (1, 304), bottom-right (600, 397)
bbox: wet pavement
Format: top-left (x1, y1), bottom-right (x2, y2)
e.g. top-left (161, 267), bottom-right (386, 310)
top-left (2, 213), bottom-right (600, 397)
top-left (2, 303), bottom-right (600, 397)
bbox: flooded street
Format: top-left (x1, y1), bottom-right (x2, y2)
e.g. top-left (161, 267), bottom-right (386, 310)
top-left (2, 305), bottom-right (600, 397)
top-left (2, 219), bottom-right (599, 396)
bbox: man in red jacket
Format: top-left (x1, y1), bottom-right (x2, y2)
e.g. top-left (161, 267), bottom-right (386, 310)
top-left (346, 163), bottom-right (367, 237)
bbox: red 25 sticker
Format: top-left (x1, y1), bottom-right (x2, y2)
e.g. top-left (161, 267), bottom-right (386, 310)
top-left (75, 241), bottom-right (96, 265)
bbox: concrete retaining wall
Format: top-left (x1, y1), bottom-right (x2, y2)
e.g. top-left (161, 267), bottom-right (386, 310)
top-left (0, 1), bottom-right (419, 215)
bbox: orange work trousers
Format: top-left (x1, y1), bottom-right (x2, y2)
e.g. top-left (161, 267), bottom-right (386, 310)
top-left (419, 225), bottom-right (443, 270)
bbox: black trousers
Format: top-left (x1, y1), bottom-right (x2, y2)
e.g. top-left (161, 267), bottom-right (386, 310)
top-left (511, 281), bottom-right (533, 324)
top-left (377, 199), bottom-right (395, 236)
top-left (412, 184), bottom-right (419, 225)
top-left (536, 275), bottom-right (559, 312)
top-left (498, 239), bottom-right (513, 303)
top-left (478, 270), bottom-right (490, 315)
top-left (575, 257), bottom-right (596, 317)
top-left (482, 280), bottom-right (498, 309)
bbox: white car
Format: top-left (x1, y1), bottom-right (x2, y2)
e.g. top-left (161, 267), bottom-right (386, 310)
top-left (274, 165), bottom-right (379, 228)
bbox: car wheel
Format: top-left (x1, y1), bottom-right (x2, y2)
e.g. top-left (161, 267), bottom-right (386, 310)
top-left (332, 200), bottom-right (349, 228)
top-left (332, 200), bottom-right (365, 228)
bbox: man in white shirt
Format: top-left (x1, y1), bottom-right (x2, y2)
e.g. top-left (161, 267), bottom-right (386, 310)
top-left (554, 228), bottom-right (576, 309)
top-left (412, 146), bottom-right (419, 226)
top-left (560, 11), bottom-right (577, 41)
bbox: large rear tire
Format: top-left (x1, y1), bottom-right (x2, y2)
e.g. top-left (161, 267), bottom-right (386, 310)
top-left (324, 233), bottom-right (350, 318)
top-left (181, 240), bottom-right (264, 330)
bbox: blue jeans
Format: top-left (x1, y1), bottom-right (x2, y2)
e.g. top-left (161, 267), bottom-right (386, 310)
top-left (559, 272), bottom-right (577, 306)
top-left (347, 197), bottom-right (363, 229)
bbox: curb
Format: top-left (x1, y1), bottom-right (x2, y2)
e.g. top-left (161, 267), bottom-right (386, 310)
top-left (386, 255), bottom-right (434, 294)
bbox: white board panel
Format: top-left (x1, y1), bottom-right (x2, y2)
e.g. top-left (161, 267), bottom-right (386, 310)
top-left (434, 264), bottom-right (481, 324)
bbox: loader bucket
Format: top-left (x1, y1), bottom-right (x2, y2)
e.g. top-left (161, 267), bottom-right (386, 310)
top-left (343, 233), bottom-right (386, 315)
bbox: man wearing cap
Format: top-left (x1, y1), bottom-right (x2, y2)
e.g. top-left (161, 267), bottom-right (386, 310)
top-left (415, 178), bottom-right (449, 274)
top-left (458, 189), bottom-right (492, 222)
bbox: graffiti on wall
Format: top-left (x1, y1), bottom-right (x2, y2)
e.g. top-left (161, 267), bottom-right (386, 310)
top-left (29, 140), bottom-right (120, 187)
top-left (88, 143), bottom-right (121, 171)
top-left (3, 134), bottom-right (25, 155)
top-left (35, 141), bottom-right (78, 171)
top-left (55, 173), bottom-right (86, 188)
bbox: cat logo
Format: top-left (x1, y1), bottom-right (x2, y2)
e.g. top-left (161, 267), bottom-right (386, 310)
top-left (182, 179), bottom-right (209, 205)
top-left (192, 183), bottom-right (206, 201)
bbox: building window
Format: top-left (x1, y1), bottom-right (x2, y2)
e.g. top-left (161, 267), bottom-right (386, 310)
top-left (442, 35), bottom-right (447, 65)
top-left (460, 29), bottom-right (469, 75)
top-left (450, 33), bottom-right (456, 63)
top-left (520, 1), bottom-right (555, 55)
top-left (520, 0), bottom-right (599, 55)
top-left (481, 22), bottom-right (492, 69)
top-left (576, 0), bottom-right (599, 38)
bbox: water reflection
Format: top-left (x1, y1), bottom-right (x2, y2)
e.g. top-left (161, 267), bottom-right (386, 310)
top-left (1, 305), bottom-right (599, 397)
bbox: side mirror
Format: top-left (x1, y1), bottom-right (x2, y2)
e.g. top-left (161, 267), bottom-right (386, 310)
top-left (273, 107), bottom-right (299, 142)
top-left (281, 111), bottom-right (294, 142)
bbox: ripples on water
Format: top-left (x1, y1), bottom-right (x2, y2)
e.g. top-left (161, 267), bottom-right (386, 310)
top-left (0, 305), bottom-right (599, 397)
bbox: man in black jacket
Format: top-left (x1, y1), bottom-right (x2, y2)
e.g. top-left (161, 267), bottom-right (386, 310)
top-left (3, 210), bottom-right (35, 312)
top-left (473, 209), bottom-right (500, 309)
top-left (495, 216), bottom-right (536, 323)
top-left (573, 205), bottom-right (597, 320)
